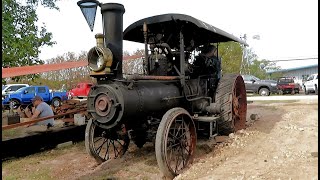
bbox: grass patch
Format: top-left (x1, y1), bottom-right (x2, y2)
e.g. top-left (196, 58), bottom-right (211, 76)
top-left (26, 168), bottom-right (53, 180)
top-left (3, 158), bottom-right (52, 180)
top-left (2, 141), bottom-right (86, 180)
top-left (2, 127), bottom-right (29, 140)
top-left (2, 129), bottom-right (19, 139)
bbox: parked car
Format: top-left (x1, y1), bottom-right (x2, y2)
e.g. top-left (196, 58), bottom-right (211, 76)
top-left (303, 73), bottom-right (318, 95)
top-left (68, 83), bottom-right (93, 98)
top-left (242, 75), bottom-right (278, 96)
top-left (2, 85), bottom-right (68, 109)
top-left (2, 84), bottom-right (29, 98)
top-left (277, 77), bottom-right (299, 95)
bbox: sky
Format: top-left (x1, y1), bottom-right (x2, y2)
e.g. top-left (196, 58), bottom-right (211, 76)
top-left (36, 0), bottom-right (318, 69)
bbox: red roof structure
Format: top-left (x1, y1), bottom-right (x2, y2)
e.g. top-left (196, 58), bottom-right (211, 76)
top-left (2, 55), bottom-right (143, 78)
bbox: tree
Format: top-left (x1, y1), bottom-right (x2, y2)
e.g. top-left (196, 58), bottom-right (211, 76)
top-left (38, 51), bottom-right (93, 90)
top-left (11, 51), bottom-right (94, 90)
top-left (249, 59), bottom-right (282, 80)
top-left (217, 41), bottom-right (243, 74)
top-left (122, 49), bottom-right (144, 75)
top-left (217, 41), bottom-right (282, 80)
top-left (2, 0), bottom-right (58, 81)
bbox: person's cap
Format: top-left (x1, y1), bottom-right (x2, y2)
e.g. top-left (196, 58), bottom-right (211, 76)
top-left (202, 44), bottom-right (216, 54)
top-left (32, 95), bottom-right (43, 103)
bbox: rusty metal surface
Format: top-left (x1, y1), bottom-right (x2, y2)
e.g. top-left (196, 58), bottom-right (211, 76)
top-left (2, 108), bottom-right (87, 130)
top-left (61, 118), bottom-right (75, 123)
top-left (94, 94), bottom-right (111, 116)
top-left (126, 74), bottom-right (180, 80)
top-left (232, 75), bottom-right (247, 131)
top-left (2, 99), bottom-right (89, 130)
top-left (155, 107), bottom-right (197, 177)
top-left (2, 99), bottom-right (90, 130)
top-left (214, 74), bottom-right (247, 135)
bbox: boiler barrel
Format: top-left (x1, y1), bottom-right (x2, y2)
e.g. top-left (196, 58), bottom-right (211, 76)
top-left (87, 81), bottom-right (183, 128)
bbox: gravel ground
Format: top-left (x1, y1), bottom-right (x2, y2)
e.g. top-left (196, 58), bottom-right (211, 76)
top-left (247, 94), bottom-right (318, 101)
top-left (2, 99), bottom-right (318, 180)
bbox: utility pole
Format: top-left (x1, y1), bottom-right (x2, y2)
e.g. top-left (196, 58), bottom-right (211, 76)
top-left (240, 34), bottom-right (260, 75)
top-left (240, 34), bottom-right (250, 75)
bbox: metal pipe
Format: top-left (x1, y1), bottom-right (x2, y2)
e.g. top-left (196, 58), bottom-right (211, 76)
top-left (193, 116), bottom-right (220, 122)
top-left (125, 75), bottom-right (180, 80)
top-left (179, 31), bottom-right (185, 87)
top-left (143, 22), bottom-right (148, 75)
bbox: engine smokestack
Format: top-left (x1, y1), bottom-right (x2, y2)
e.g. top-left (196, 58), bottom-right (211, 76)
top-left (100, 3), bottom-right (125, 78)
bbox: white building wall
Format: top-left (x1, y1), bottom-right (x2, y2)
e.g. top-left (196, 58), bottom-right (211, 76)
top-left (282, 66), bottom-right (318, 86)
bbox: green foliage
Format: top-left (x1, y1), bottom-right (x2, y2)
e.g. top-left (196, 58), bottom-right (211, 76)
top-left (217, 41), bottom-right (243, 74)
top-left (26, 0), bottom-right (59, 10)
top-left (2, 0), bottom-right (58, 82)
top-left (268, 72), bottom-right (284, 80)
top-left (249, 59), bottom-right (282, 80)
top-left (217, 41), bottom-right (282, 79)
top-left (248, 59), bottom-right (268, 79)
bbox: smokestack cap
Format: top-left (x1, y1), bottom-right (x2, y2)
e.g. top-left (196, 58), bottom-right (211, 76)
top-left (101, 3), bottom-right (125, 13)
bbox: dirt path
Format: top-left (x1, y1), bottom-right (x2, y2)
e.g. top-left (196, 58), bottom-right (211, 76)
top-left (176, 100), bottom-right (318, 179)
top-left (2, 100), bottom-right (318, 180)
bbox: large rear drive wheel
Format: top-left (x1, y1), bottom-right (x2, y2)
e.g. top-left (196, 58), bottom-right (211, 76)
top-left (215, 74), bottom-right (247, 135)
top-left (85, 119), bottom-right (130, 164)
top-left (155, 108), bottom-right (197, 179)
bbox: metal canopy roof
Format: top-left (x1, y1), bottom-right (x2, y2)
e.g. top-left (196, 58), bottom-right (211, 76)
top-left (123, 13), bottom-right (248, 47)
top-left (267, 64), bottom-right (318, 74)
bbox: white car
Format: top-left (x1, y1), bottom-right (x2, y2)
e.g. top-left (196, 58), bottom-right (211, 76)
top-left (303, 73), bottom-right (318, 95)
top-left (2, 84), bottom-right (29, 98)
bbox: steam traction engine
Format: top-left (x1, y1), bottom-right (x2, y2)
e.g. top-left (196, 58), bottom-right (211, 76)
top-left (77, 1), bottom-right (247, 178)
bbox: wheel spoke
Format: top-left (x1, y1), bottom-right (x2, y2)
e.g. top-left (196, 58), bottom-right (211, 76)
top-left (112, 140), bottom-right (120, 158)
top-left (105, 139), bottom-right (111, 160)
top-left (177, 121), bottom-right (190, 139)
top-left (86, 121), bottom-right (130, 163)
top-left (175, 119), bottom-right (183, 137)
top-left (96, 138), bottom-right (107, 154)
top-left (174, 146), bottom-right (181, 173)
top-left (181, 143), bottom-right (186, 167)
top-left (94, 137), bottom-right (103, 143)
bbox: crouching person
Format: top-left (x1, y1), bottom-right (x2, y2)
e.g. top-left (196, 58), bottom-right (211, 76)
top-left (25, 95), bottom-right (54, 130)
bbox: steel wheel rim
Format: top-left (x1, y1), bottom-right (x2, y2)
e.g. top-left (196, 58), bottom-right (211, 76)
top-left (261, 90), bottom-right (267, 96)
top-left (10, 100), bottom-right (19, 109)
top-left (53, 100), bottom-right (60, 107)
top-left (89, 122), bottom-right (129, 162)
top-left (232, 76), bottom-right (247, 131)
top-left (165, 113), bottom-right (195, 174)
